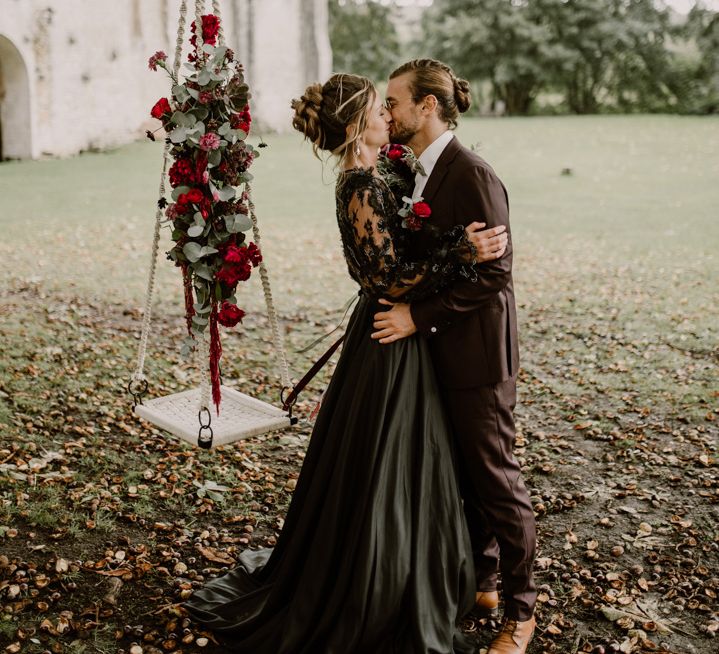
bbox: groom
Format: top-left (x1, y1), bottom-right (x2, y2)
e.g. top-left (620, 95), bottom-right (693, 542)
top-left (373, 59), bottom-right (537, 654)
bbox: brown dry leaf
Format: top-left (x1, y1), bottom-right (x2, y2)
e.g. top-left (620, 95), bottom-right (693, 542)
top-left (197, 546), bottom-right (236, 566)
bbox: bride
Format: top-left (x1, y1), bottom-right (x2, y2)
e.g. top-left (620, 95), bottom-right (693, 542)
top-left (183, 73), bottom-right (508, 653)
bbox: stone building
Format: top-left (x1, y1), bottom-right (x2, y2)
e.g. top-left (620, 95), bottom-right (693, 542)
top-left (0, 0), bottom-right (331, 159)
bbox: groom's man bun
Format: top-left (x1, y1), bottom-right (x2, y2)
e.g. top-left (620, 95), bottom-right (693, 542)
top-left (291, 74), bottom-right (376, 160)
top-left (390, 59), bottom-right (471, 128)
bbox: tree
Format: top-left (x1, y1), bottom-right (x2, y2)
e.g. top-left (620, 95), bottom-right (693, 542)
top-left (680, 4), bottom-right (719, 113)
top-left (422, 0), bottom-right (563, 115)
top-left (329, 0), bottom-right (401, 80)
top-left (537, 0), bottom-right (677, 114)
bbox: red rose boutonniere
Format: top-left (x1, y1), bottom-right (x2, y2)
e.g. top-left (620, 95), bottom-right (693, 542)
top-left (399, 195), bottom-right (432, 232)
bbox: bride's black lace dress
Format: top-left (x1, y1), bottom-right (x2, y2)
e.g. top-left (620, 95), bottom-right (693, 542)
top-left (183, 168), bottom-right (479, 653)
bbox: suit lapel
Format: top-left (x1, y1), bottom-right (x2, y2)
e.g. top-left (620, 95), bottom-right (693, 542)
top-left (419, 135), bottom-right (461, 204)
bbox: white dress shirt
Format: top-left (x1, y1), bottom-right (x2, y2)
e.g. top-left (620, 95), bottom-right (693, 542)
top-left (412, 130), bottom-right (455, 201)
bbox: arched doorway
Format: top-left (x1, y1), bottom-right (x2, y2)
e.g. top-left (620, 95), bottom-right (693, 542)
top-left (0, 35), bottom-right (32, 160)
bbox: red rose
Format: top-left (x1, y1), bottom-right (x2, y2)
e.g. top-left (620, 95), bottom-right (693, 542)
top-left (412, 201), bottom-right (431, 219)
top-left (186, 188), bottom-right (204, 204)
top-left (387, 145), bottom-right (404, 160)
top-left (217, 301), bottom-right (245, 328)
top-left (150, 97), bottom-right (171, 119)
top-left (175, 194), bottom-right (191, 215)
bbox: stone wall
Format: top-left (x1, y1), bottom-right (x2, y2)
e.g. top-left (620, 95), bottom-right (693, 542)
top-left (0, 0), bottom-right (331, 159)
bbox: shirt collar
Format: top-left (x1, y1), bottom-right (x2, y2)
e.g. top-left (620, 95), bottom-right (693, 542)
top-left (417, 130), bottom-right (454, 177)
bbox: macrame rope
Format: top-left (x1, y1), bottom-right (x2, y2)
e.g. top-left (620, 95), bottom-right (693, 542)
top-left (246, 183), bottom-right (292, 390)
top-left (212, 0), bottom-right (226, 45)
top-left (132, 0), bottom-right (188, 383)
top-left (194, 0), bottom-right (205, 52)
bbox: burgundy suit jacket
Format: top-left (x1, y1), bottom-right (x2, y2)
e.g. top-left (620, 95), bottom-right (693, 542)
top-left (409, 135), bottom-right (519, 389)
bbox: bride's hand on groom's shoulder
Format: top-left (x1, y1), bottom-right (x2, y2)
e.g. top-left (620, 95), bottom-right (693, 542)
top-left (466, 222), bottom-right (508, 263)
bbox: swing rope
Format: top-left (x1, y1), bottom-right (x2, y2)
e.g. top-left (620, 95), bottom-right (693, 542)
top-left (129, 0), bottom-right (189, 402)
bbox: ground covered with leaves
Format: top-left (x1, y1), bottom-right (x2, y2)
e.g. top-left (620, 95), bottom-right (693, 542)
top-left (1, 118), bottom-right (717, 652)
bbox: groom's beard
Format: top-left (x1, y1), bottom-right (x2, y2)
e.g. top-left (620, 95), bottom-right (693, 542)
top-left (389, 120), bottom-right (418, 145)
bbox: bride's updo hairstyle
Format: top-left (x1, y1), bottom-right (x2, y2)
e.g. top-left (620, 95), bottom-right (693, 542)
top-left (291, 73), bottom-right (375, 161)
top-left (389, 58), bottom-right (471, 129)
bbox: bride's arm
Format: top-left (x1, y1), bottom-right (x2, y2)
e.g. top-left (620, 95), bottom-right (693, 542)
top-left (344, 183), bottom-right (475, 299)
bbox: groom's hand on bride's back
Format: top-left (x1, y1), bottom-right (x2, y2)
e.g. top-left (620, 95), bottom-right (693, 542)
top-left (466, 222), bottom-right (508, 263)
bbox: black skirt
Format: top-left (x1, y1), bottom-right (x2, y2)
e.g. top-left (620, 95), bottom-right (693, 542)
top-left (183, 295), bottom-right (477, 653)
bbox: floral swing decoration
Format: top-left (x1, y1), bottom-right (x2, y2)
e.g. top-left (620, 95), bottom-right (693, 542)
top-left (130, 3), bottom-right (294, 450)
top-left (148, 13), bottom-right (262, 414)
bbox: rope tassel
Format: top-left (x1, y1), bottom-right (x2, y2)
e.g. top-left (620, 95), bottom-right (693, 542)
top-left (209, 302), bottom-right (222, 413)
top-left (182, 264), bottom-right (195, 337)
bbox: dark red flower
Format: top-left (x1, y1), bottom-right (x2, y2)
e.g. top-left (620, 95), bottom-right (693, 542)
top-left (406, 216), bottom-right (422, 231)
top-left (191, 14), bottom-right (221, 46)
top-left (224, 245), bottom-right (247, 264)
top-left (186, 188), bottom-right (204, 204)
top-left (150, 97), bottom-right (171, 119)
top-left (246, 242), bottom-right (262, 267)
top-left (230, 106), bottom-right (252, 134)
top-left (169, 158), bottom-right (195, 187)
top-left (199, 197), bottom-right (212, 220)
top-left (412, 201), bottom-right (431, 219)
top-left (216, 262), bottom-right (251, 286)
top-left (217, 301), bottom-right (245, 328)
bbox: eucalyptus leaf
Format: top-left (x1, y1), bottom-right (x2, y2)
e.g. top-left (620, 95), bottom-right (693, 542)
top-left (192, 315), bottom-right (209, 326)
top-left (171, 185), bottom-right (190, 200)
top-left (198, 69), bottom-right (212, 86)
top-left (194, 264), bottom-right (215, 281)
top-left (183, 242), bottom-right (203, 263)
top-left (225, 214), bottom-right (252, 233)
top-left (172, 84), bottom-right (191, 103)
top-left (192, 107), bottom-right (209, 122)
top-left (193, 302), bottom-right (212, 314)
top-left (218, 121), bottom-right (231, 136)
top-left (208, 149), bottom-right (221, 167)
top-left (213, 46), bottom-right (228, 62)
top-left (186, 87), bottom-right (199, 100)
top-left (187, 224), bottom-right (204, 238)
top-left (216, 186), bottom-right (236, 202)
top-left (200, 246), bottom-right (219, 257)
top-left (170, 111), bottom-right (196, 128)
top-left (202, 44), bottom-right (216, 55)
top-left (169, 126), bottom-right (188, 144)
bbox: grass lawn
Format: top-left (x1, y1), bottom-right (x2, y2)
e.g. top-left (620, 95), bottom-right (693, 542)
top-left (0, 115), bottom-right (717, 653)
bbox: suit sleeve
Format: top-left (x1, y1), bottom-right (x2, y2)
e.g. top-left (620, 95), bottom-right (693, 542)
top-left (409, 164), bottom-right (512, 337)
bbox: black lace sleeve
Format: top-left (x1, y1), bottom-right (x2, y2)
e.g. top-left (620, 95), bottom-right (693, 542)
top-left (336, 169), bottom-right (477, 302)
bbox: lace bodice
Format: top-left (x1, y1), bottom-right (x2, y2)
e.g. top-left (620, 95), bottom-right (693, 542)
top-left (335, 167), bottom-right (477, 303)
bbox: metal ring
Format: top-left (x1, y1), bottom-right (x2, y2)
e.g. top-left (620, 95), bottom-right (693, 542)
top-left (280, 386), bottom-right (297, 409)
top-left (127, 378), bottom-right (149, 407)
top-left (197, 425), bottom-right (213, 449)
top-left (198, 407), bottom-right (212, 428)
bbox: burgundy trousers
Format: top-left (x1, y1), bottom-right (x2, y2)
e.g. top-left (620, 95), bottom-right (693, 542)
top-left (441, 376), bottom-right (537, 621)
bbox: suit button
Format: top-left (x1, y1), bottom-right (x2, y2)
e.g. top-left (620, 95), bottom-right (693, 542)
top-left (430, 327), bottom-right (437, 333)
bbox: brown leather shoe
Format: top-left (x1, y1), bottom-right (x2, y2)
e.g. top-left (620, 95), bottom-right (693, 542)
top-left (474, 590), bottom-right (499, 618)
top-left (487, 616), bottom-right (536, 654)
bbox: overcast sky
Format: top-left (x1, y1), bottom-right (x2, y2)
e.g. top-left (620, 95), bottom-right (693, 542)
top-left (663, 0), bottom-right (719, 11)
